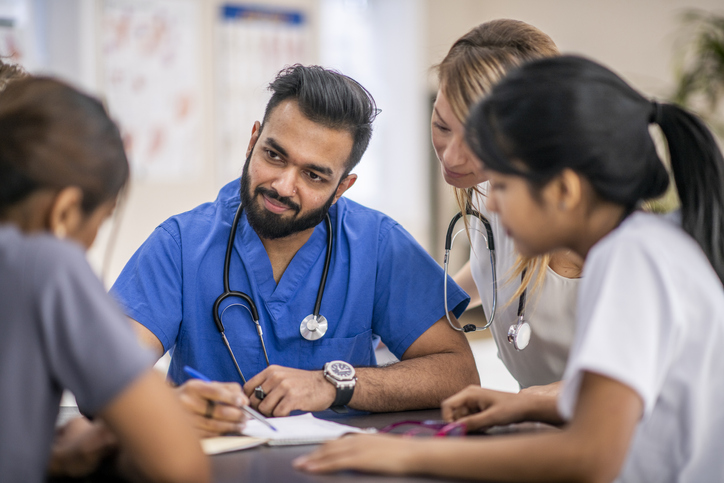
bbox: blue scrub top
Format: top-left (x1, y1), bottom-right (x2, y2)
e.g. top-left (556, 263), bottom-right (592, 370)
top-left (111, 180), bottom-right (469, 385)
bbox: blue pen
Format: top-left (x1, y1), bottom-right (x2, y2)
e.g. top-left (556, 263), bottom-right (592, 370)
top-left (183, 365), bottom-right (277, 431)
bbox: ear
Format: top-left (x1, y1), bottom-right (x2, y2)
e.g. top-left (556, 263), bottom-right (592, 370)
top-left (47, 187), bottom-right (84, 239)
top-left (245, 121), bottom-right (262, 158)
top-left (331, 174), bottom-right (358, 204)
top-left (552, 168), bottom-right (583, 212)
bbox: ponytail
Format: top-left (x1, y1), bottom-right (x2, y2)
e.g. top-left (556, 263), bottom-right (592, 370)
top-left (465, 55), bottom-right (724, 285)
top-left (656, 103), bottom-right (724, 283)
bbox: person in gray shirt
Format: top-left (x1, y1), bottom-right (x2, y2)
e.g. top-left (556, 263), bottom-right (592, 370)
top-left (0, 77), bottom-right (211, 482)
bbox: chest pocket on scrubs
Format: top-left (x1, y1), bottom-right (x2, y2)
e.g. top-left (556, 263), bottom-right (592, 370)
top-left (297, 328), bottom-right (375, 370)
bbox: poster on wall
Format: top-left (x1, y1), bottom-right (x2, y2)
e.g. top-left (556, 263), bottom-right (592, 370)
top-left (215, 4), bottom-right (311, 185)
top-left (0, 0), bottom-right (29, 68)
top-left (100, 0), bottom-right (203, 181)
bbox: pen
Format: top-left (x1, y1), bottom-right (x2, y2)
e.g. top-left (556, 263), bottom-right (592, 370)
top-left (183, 365), bottom-right (277, 432)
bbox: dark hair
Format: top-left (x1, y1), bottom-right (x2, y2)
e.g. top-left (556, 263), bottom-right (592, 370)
top-left (0, 59), bottom-right (28, 92)
top-left (466, 55), bottom-right (724, 283)
top-left (262, 64), bottom-right (379, 174)
top-left (0, 77), bottom-right (129, 214)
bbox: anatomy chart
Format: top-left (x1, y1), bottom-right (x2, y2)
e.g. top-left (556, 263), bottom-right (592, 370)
top-left (101, 0), bottom-right (203, 181)
top-left (215, 4), bottom-right (311, 184)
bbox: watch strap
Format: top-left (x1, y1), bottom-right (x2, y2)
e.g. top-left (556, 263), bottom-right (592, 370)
top-left (331, 383), bottom-right (354, 407)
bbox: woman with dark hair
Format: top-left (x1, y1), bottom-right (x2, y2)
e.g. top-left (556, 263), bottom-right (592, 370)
top-left (0, 77), bottom-right (210, 482)
top-left (295, 56), bottom-right (724, 481)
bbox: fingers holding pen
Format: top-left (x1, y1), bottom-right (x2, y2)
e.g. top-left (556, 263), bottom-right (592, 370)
top-left (175, 379), bottom-right (249, 437)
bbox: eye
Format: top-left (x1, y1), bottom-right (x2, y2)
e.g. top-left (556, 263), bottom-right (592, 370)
top-left (305, 171), bottom-right (326, 183)
top-left (432, 122), bottom-right (450, 133)
top-left (265, 149), bottom-right (282, 162)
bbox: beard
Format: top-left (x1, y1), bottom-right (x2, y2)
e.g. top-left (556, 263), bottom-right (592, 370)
top-left (239, 152), bottom-right (336, 240)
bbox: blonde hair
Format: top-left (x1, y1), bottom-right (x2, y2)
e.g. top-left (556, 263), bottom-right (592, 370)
top-left (436, 19), bottom-right (559, 301)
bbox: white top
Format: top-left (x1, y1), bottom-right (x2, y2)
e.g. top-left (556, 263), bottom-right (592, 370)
top-left (469, 183), bottom-right (580, 388)
top-left (559, 212), bottom-right (724, 481)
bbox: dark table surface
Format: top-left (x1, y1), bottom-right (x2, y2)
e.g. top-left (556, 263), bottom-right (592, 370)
top-left (57, 406), bottom-right (472, 482)
top-left (211, 408), bottom-right (472, 483)
top-left (57, 406), bottom-right (555, 482)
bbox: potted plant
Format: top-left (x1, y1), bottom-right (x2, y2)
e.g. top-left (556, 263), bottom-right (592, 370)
top-left (672, 9), bottom-right (724, 136)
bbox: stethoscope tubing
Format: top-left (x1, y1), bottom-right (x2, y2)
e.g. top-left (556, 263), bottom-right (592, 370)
top-left (443, 208), bottom-right (530, 350)
top-left (444, 209), bottom-right (498, 332)
top-left (313, 215), bottom-right (333, 318)
top-left (213, 202), bottom-right (333, 384)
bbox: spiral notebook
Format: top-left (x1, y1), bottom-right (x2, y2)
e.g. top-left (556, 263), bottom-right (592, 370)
top-left (242, 412), bottom-right (374, 446)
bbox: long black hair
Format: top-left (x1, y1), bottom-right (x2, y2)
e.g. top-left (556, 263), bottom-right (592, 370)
top-left (465, 55), bottom-right (724, 283)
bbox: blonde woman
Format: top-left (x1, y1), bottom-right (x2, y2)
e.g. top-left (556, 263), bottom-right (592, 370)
top-left (434, 20), bottom-right (582, 420)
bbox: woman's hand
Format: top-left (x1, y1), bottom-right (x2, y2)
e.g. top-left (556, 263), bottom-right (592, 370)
top-left (293, 434), bottom-right (420, 475)
top-left (441, 383), bottom-right (563, 431)
top-left (47, 417), bottom-right (117, 478)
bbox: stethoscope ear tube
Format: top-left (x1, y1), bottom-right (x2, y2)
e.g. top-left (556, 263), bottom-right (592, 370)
top-left (212, 202), bottom-right (264, 385)
top-left (212, 202), bottom-right (335, 385)
top-left (443, 208), bottom-right (497, 333)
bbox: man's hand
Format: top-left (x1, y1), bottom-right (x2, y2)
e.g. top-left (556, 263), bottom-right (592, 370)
top-left (48, 417), bottom-right (117, 478)
top-left (441, 383), bottom-right (563, 431)
top-left (175, 378), bottom-right (249, 438)
top-left (244, 365), bottom-right (336, 416)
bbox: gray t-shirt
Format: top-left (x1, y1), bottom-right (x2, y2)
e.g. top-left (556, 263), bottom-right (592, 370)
top-left (0, 225), bottom-right (154, 482)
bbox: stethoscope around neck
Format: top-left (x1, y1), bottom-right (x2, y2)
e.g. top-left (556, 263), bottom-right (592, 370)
top-left (212, 202), bottom-right (333, 384)
top-left (443, 208), bottom-right (531, 351)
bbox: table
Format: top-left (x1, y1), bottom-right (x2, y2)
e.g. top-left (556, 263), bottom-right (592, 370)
top-left (57, 406), bottom-right (554, 482)
top-left (211, 408), bottom-right (472, 483)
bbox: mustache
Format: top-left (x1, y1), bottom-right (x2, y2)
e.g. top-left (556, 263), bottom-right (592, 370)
top-left (255, 186), bottom-right (301, 214)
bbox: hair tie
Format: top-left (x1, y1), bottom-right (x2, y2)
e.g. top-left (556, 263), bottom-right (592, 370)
top-left (649, 100), bottom-right (663, 125)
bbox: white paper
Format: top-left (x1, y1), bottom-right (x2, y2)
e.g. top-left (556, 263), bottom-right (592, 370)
top-left (242, 413), bottom-right (374, 446)
top-left (201, 436), bottom-right (266, 455)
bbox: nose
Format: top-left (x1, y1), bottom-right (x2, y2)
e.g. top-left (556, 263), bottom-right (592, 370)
top-left (443, 135), bottom-right (472, 169)
top-left (270, 168), bottom-right (297, 198)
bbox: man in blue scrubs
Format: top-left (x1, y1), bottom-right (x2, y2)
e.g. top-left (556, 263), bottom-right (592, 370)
top-left (112, 65), bottom-right (479, 436)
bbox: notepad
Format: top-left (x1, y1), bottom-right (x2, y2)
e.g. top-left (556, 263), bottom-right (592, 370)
top-left (242, 412), bottom-right (375, 446)
top-left (201, 436), bottom-right (267, 455)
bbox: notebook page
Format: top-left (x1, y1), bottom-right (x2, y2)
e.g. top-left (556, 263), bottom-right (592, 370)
top-left (242, 413), bottom-right (375, 446)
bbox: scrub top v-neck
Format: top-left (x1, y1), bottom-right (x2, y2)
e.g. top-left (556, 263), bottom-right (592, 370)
top-left (112, 179), bottom-right (469, 385)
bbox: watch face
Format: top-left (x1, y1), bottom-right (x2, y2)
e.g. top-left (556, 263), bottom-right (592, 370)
top-left (329, 361), bottom-right (354, 379)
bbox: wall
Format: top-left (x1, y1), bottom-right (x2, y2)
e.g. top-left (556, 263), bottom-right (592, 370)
top-left (83, 0), bottom-right (320, 284)
top-left (9, 0), bottom-right (724, 282)
top-left (423, 0), bottom-right (724, 268)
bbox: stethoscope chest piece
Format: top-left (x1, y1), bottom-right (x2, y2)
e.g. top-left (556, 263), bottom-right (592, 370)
top-left (300, 314), bottom-right (328, 341)
top-left (508, 316), bottom-right (531, 351)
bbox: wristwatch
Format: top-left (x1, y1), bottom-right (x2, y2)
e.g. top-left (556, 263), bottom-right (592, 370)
top-left (323, 360), bottom-right (357, 408)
